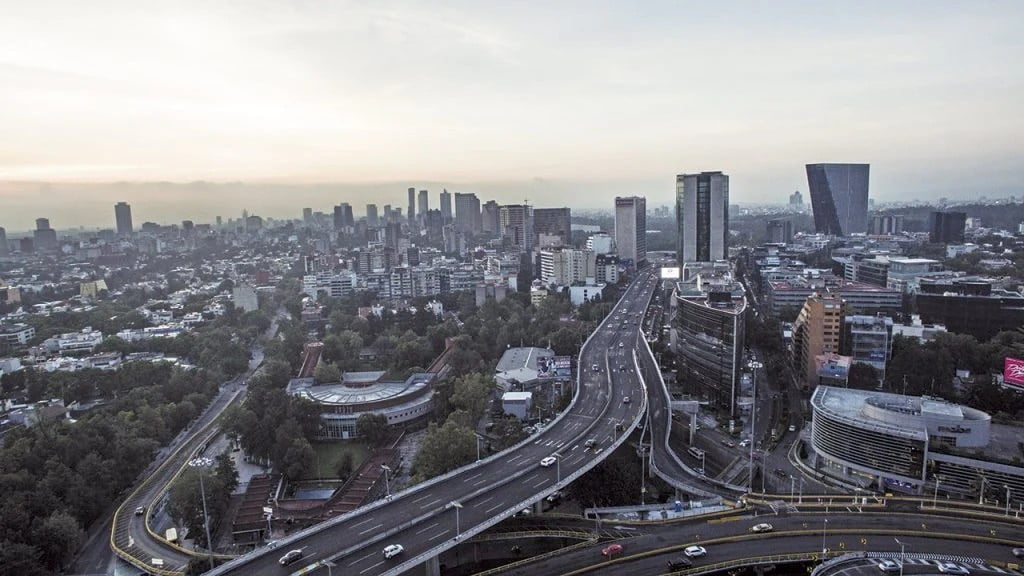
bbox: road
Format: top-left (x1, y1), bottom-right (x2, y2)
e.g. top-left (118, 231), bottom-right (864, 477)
top-left (208, 270), bottom-right (661, 576)
top-left (490, 509), bottom-right (1024, 576)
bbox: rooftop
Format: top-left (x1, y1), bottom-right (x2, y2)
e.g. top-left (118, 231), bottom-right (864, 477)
top-left (287, 372), bottom-right (433, 406)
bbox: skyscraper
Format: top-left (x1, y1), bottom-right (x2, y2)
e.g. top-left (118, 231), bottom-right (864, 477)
top-left (930, 211), bottom-right (966, 243)
top-left (766, 219), bottom-right (793, 244)
top-left (454, 193), bottom-right (482, 233)
top-left (792, 292), bottom-right (847, 387)
top-left (499, 204), bottom-right (534, 252)
top-left (33, 218), bottom-right (57, 251)
top-left (302, 207), bottom-right (313, 224)
top-left (439, 189), bottom-right (452, 225)
top-left (366, 204), bottom-right (379, 227)
top-left (0, 227), bottom-right (8, 256)
top-left (114, 202), bottom-right (133, 236)
top-left (482, 201), bottom-right (501, 235)
top-left (533, 208), bottom-right (572, 247)
top-left (789, 190), bottom-right (804, 210)
top-left (676, 171), bottom-right (729, 263)
top-left (806, 163), bottom-right (870, 236)
top-left (418, 190), bottom-right (429, 222)
top-left (614, 196), bottom-right (647, 266)
top-left (407, 187), bottom-right (416, 224)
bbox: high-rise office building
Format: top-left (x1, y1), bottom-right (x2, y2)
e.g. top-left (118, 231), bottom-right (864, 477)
top-left (0, 227), bottom-right (8, 256)
top-left (333, 204), bottom-right (355, 230)
top-left (614, 196), bottom-right (647, 266)
top-left (383, 205), bottom-right (392, 224)
top-left (482, 201), bottom-right (501, 235)
top-left (33, 218), bottom-right (57, 251)
top-left (114, 202), bottom-right (133, 236)
top-left (806, 163), bottom-right (870, 236)
top-left (533, 208), bottom-right (572, 247)
top-left (366, 204), bottom-right (379, 227)
top-left (454, 193), bottom-right (482, 233)
top-left (439, 189), bottom-right (452, 225)
top-left (676, 171), bottom-right (729, 263)
top-left (930, 211), bottom-right (967, 243)
top-left (766, 219), bottom-right (793, 244)
top-left (789, 190), bottom-right (804, 209)
top-left (407, 187), bottom-right (417, 224)
top-left (36, 218), bottom-right (50, 231)
top-left (418, 190), bottom-right (429, 222)
top-left (302, 207), bottom-right (313, 224)
top-left (499, 204), bottom-right (534, 252)
top-left (870, 214), bottom-right (904, 236)
top-left (792, 292), bottom-right (847, 387)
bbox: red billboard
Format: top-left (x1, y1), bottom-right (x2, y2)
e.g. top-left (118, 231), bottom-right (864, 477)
top-left (1004, 358), bottom-right (1024, 388)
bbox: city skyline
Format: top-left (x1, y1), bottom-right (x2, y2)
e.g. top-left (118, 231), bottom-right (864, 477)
top-left (1, 1), bottom-right (1022, 227)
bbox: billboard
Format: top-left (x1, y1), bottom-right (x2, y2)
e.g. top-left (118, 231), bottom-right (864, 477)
top-left (1004, 357), bottom-right (1024, 388)
top-left (538, 356), bottom-right (573, 380)
top-left (660, 267), bottom-right (681, 280)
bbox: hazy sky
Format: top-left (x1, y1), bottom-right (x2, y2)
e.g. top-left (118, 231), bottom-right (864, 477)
top-left (1, 1), bottom-right (1022, 229)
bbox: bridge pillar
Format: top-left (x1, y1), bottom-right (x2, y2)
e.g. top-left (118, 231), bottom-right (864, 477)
top-left (424, 555), bottom-right (441, 576)
top-left (533, 500), bottom-right (544, 514)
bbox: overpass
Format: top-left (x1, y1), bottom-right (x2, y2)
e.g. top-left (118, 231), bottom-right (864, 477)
top-left (208, 268), bottom-right (664, 576)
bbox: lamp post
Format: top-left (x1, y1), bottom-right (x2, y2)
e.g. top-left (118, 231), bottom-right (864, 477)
top-left (188, 457), bottom-right (216, 572)
top-left (979, 476), bottom-right (987, 505)
top-left (1005, 485), bottom-right (1012, 516)
top-left (748, 361), bottom-right (763, 494)
top-left (798, 476), bottom-right (804, 504)
top-left (790, 475), bottom-right (795, 500)
top-left (450, 500), bottom-right (463, 539)
top-left (475, 435), bottom-right (483, 462)
top-left (895, 538), bottom-right (906, 576)
top-left (380, 464), bottom-right (391, 499)
top-left (932, 476), bottom-right (942, 509)
top-left (821, 518), bottom-right (828, 555)
top-left (323, 560), bottom-right (336, 576)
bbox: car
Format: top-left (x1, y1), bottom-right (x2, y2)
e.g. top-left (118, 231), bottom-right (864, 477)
top-left (383, 544), bottom-right (404, 559)
top-left (134, 506), bottom-right (145, 516)
top-left (774, 468), bottom-right (788, 478)
top-left (592, 364), bottom-right (600, 371)
top-left (1014, 548), bottom-right (1024, 559)
top-left (751, 523), bottom-right (773, 533)
top-left (266, 540), bottom-right (280, 549)
top-left (683, 545), bottom-right (707, 557)
top-left (602, 544), bottom-right (624, 557)
top-left (623, 396), bottom-right (631, 404)
top-left (584, 438), bottom-right (597, 449)
top-left (720, 440), bottom-right (736, 448)
top-left (877, 560), bottom-right (902, 573)
top-left (514, 508), bottom-right (532, 517)
top-left (937, 562), bottom-right (969, 575)
top-left (619, 342), bottom-right (624, 347)
top-left (546, 490), bottom-right (563, 502)
top-left (789, 424), bottom-right (797, 432)
top-left (614, 421), bottom-right (625, 432)
top-left (278, 549), bottom-right (303, 565)
top-left (540, 456), bottom-right (557, 467)
top-left (668, 556), bottom-right (693, 569)
top-left (739, 439), bottom-right (751, 447)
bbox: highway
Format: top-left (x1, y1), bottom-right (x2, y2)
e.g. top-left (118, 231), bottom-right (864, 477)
top-left (489, 509), bottom-right (1024, 576)
top-left (209, 270), bottom-right (661, 576)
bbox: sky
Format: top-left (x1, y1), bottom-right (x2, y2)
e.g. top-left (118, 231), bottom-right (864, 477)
top-left (1, 0), bottom-right (1022, 229)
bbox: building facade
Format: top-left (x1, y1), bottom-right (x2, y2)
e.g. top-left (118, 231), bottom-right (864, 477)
top-left (806, 163), bottom-right (870, 236)
top-left (792, 292), bottom-right (846, 388)
top-left (114, 202), bottom-right (133, 236)
top-left (676, 171), bottom-right (729, 263)
top-left (533, 208), bottom-right (572, 247)
top-left (614, 196), bottom-right (647, 266)
top-left (840, 315), bottom-right (893, 382)
top-left (930, 211), bottom-right (967, 244)
top-left (454, 193), bottom-right (482, 233)
top-left (499, 204), bottom-right (534, 252)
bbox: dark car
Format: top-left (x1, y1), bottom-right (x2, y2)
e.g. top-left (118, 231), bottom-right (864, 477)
top-left (668, 556), bottom-right (693, 570)
top-left (774, 468), bottom-right (788, 478)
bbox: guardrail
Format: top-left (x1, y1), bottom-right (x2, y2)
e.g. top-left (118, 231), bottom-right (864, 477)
top-left (207, 271), bottom-right (657, 576)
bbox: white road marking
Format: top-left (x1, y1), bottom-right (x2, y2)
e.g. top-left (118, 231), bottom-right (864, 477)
top-left (507, 455), bottom-right (522, 463)
top-left (464, 472), bottom-right (482, 482)
top-left (351, 517), bottom-right (374, 528)
top-left (485, 502), bottom-right (505, 514)
top-left (533, 478), bottom-right (550, 488)
top-left (421, 498), bottom-right (442, 509)
top-left (415, 522), bottom-right (440, 535)
top-left (358, 523), bottom-right (383, 535)
top-left (360, 560), bottom-right (385, 574)
top-left (428, 530), bottom-right (448, 541)
top-left (472, 478), bottom-right (488, 486)
top-left (349, 550), bottom-right (378, 566)
top-left (411, 494), bottom-right (432, 504)
top-left (476, 496), bottom-right (494, 507)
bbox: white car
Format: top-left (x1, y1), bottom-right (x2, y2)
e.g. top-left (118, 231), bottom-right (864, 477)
top-left (937, 562), bottom-right (969, 575)
top-left (877, 560), bottom-right (901, 573)
top-left (540, 456), bottom-right (557, 467)
top-left (383, 544), bottom-right (404, 559)
top-left (751, 523), bottom-right (773, 533)
top-left (684, 545), bottom-right (707, 557)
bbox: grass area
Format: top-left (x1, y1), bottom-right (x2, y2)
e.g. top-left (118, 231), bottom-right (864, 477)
top-left (299, 441), bottom-right (370, 482)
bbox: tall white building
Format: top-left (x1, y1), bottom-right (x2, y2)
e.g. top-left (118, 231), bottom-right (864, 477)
top-left (676, 171), bottom-right (729, 263)
top-left (614, 196), bottom-right (646, 266)
top-left (586, 233), bottom-right (614, 255)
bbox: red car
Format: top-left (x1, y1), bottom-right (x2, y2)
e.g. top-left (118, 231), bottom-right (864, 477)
top-left (602, 544), bottom-right (624, 557)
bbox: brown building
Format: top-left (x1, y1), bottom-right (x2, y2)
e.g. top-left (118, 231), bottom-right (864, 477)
top-left (791, 292), bottom-right (847, 388)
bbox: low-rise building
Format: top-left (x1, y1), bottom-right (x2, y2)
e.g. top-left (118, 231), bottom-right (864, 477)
top-left (501, 391), bottom-right (533, 420)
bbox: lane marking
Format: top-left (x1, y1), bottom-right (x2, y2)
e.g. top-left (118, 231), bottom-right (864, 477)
top-left (421, 498), bottom-right (442, 509)
top-left (415, 522), bottom-right (440, 535)
top-left (464, 472), bottom-right (483, 482)
top-left (349, 550), bottom-right (377, 566)
top-left (360, 560), bottom-right (384, 574)
top-left (411, 494), bottom-right (432, 504)
top-left (486, 502), bottom-right (505, 514)
top-left (507, 455), bottom-right (522, 463)
top-left (524, 473), bottom-right (539, 482)
top-left (428, 530), bottom-right (448, 541)
top-left (533, 479), bottom-right (550, 488)
top-left (351, 517), bottom-right (374, 528)
top-left (472, 478), bottom-right (488, 486)
top-left (358, 523), bottom-right (383, 535)
top-left (476, 496), bottom-right (494, 507)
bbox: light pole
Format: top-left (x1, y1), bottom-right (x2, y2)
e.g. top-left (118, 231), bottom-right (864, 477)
top-left (1005, 485), bottom-right (1012, 516)
top-left (475, 435), bottom-right (483, 461)
top-left (980, 476), bottom-right (987, 505)
top-left (188, 457), bottom-right (216, 572)
top-left (380, 464), bottom-right (391, 499)
top-left (798, 476), bottom-right (804, 504)
top-left (748, 361), bottom-right (763, 495)
top-left (790, 475), bottom-right (795, 499)
top-left (323, 560), bottom-right (336, 576)
top-left (450, 500), bottom-right (463, 539)
top-left (895, 538), bottom-right (906, 576)
top-left (932, 476), bottom-right (942, 509)
top-left (700, 451), bottom-right (706, 476)
top-left (821, 518), bottom-right (828, 555)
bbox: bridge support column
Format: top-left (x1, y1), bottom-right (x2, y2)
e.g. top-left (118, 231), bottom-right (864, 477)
top-left (533, 501), bottom-right (544, 514)
top-left (424, 555), bottom-right (441, 576)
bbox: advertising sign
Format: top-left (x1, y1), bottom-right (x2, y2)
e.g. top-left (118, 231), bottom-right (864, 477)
top-left (1004, 357), bottom-right (1024, 388)
top-left (538, 356), bottom-right (573, 379)
top-left (660, 267), bottom-right (681, 280)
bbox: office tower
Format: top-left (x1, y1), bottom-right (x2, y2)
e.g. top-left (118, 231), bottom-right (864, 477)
top-left (383, 205), bottom-right (393, 224)
top-left (0, 227), bottom-right (8, 256)
top-left (841, 315), bottom-right (893, 383)
top-left (614, 196), bottom-right (647, 266)
top-left (792, 292), bottom-right (847, 387)
top-left (870, 214), bottom-right (904, 236)
top-left (216, 216), bottom-right (222, 228)
top-left (407, 187), bottom-right (416, 224)
top-left (806, 163), bottom-right (870, 236)
top-left (789, 190), bottom-right (804, 209)
top-left (334, 204), bottom-right (354, 229)
top-left (114, 202), bottom-right (133, 236)
top-left (439, 189), bottom-right (452, 225)
top-left (482, 201), bottom-right (501, 235)
top-left (454, 192), bottom-right (482, 233)
top-left (366, 204), bottom-right (379, 227)
top-left (33, 218), bottom-right (57, 251)
top-left (533, 208), bottom-right (572, 247)
top-left (499, 204), bottom-right (534, 251)
top-left (302, 207), bottom-right (313, 224)
top-left (766, 219), bottom-right (793, 244)
top-left (929, 211), bottom-right (967, 243)
top-left (676, 171), bottom-right (729, 263)
top-left (333, 205), bottom-right (343, 230)
top-left (418, 190), bottom-right (429, 222)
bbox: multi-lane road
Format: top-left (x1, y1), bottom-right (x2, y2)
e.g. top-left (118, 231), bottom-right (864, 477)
top-left (208, 270), bottom-right (661, 576)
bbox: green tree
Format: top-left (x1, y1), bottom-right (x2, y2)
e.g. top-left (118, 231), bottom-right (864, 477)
top-left (33, 510), bottom-right (84, 571)
top-left (450, 373), bottom-right (494, 422)
top-left (411, 419), bottom-right (476, 483)
top-left (356, 413), bottom-right (390, 448)
top-left (847, 363), bottom-right (880, 390)
top-left (313, 362), bottom-right (341, 384)
top-left (280, 437), bottom-right (315, 481)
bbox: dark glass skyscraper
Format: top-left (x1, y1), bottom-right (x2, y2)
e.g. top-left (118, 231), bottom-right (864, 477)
top-left (676, 171), bottom-right (729, 263)
top-left (114, 201), bottom-right (133, 236)
top-left (929, 211), bottom-right (966, 243)
top-left (806, 163), bottom-right (870, 236)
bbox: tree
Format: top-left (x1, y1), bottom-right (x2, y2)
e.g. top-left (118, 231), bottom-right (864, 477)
top-left (449, 373), bottom-right (494, 422)
top-left (313, 362), bottom-right (341, 384)
top-left (356, 413), bottom-right (390, 448)
top-left (411, 419), bottom-right (476, 483)
top-left (280, 438), bottom-right (315, 481)
top-left (847, 363), bottom-right (880, 390)
top-left (337, 452), bottom-right (355, 480)
top-left (33, 510), bottom-right (84, 570)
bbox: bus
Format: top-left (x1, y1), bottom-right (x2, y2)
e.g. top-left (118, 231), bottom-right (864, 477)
top-left (687, 447), bottom-right (705, 459)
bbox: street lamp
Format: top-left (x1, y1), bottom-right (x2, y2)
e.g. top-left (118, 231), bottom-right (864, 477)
top-left (894, 538), bottom-right (906, 576)
top-left (979, 476), bottom-right (987, 505)
top-left (821, 518), bottom-right (828, 555)
top-left (188, 457), bottom-right (216, 572)
top-left (380, 464), bottom-right (391, 499)
top-left (475, 434), bottom-right (483, 462)
top-left (748, 361), bottom-right (763, 495)
top-left (932, 476), bottom-right (942, 509)
top-left (449, 500), bottom-right (463, 539)
top-left (1005, 485), bottom-right (1012, 516)
top-left (323, 560), bottom-right (336, 576)
top-left (790, 475), bottom-right (795, 500)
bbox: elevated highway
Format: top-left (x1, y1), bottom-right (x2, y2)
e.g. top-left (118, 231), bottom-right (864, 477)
top-left (209, 269), bottom-right (662, 576)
